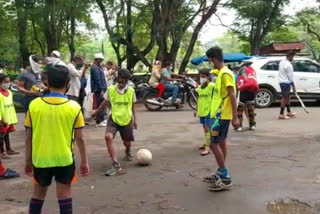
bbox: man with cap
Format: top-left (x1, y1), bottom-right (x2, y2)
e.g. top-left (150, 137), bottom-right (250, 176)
top-left (278, 51), bottom-right (296, 119)
top-left (91, 53), bottom-right (107, 127)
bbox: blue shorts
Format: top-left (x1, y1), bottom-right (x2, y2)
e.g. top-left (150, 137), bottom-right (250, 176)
top-left (200, 114), bottom-right (211, 126)
top-left (280, 83), bottom-right (291, 98)
top-left (211, 119), bottom-right (231, 144)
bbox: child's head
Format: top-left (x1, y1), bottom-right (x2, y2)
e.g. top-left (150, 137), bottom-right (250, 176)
top-left (199, 68), bottom-right (211, 85)
top-left (0, 73), bottom-right (10, 90)
top-left (206, 47), bottom-right (223, 68)
top-left (117, 69), bottom-right (131, 89)
top-left (47, 65), bottom-right (70, 91)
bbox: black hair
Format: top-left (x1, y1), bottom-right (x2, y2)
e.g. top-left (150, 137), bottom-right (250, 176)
top-left (47, 65), bottom-right (70, 89)
top-left (199, 68), bottom-right (211, 76)
top-left (31, 55), bottom-right (41, 63)
top-left (118, 69), bottom-right (131, 79)
top-left (0, 63), bottom-right (4, 69)
top-left (287, 50), bottom-right (296, 57)
top-left (0, 73), bottom-right (9, 82)
top-left (163, 61), bottom-right (171, 67)
top-left (71, 56), bottom-right (83, 62)
top-left (206, 47), bottom-right (224, 62)
top-left (106, 61), bottom-right (113, 66)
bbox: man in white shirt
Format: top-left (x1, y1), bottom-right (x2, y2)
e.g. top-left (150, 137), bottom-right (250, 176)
top-left (66, 56), bottom-right (88, 102)
top-left (278, 51), bottom-right (296, 119)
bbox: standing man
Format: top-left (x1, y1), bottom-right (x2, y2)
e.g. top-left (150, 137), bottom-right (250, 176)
top-left (279, 51), bottom-right (296, 119)
top-left (91, 53), bottom-right (107, 127)
top-left (66, 56), bottom-right (88, 102)
top-left (16, 55), bottom-right (42, 112)
top-left (203, 47), bottom-right (239, 191)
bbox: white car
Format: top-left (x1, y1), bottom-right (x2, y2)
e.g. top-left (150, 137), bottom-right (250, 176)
top-left (245, 56), bottom-right (320, 108)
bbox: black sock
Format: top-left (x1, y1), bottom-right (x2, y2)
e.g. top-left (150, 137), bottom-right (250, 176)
top-left (59, 198), bottom-right (72, 214)
top-left (280, 107), bottom-right (285, 115)
top-left (29, 198), bottom-right (44, 214)
top-left (286, 105), bottom-right (291, 113)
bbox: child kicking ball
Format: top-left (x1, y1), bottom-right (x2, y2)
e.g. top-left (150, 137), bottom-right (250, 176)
top-left (93, 69), bottom-right (137, 176)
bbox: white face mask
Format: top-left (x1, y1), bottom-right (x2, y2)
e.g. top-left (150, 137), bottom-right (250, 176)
top-left (2, 83), bottom-right (10, 90)
top-left (200, 77), bottom-right (208, 85)
top-left (0, 69), bottom-right (3, 73)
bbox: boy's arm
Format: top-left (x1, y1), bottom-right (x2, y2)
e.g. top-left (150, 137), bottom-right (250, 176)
top-left (75, 128), bottom-right (89, 176)
top-left (92, 100), bottom-right (109, 117)
top-left (25, 128), bottom-right (33, 176)
top-left (227, 86), bottom-right (240, 129)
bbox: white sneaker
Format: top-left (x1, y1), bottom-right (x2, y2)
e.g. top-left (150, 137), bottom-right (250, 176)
top-left (235, 127), bottom-right (243, 132)
top-left (249, 126), bottom-right (256, 131)
top-left (96, 122), bottom-right (107, 128)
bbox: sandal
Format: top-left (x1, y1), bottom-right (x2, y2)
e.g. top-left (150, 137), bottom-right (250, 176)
top-left (201, 148), bottom-right (210, 156)
top-left (0, 153), bottom-right (10, 159)
top-left (7, 150), bottom-right (20, 155)
top-left (0, 169), bottom-right (20, 180)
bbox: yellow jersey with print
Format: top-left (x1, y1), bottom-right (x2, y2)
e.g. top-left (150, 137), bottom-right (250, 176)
top-left (212, 66), bottom-right (236, 120)
top-left (25, 93), bottom-right (85, 168)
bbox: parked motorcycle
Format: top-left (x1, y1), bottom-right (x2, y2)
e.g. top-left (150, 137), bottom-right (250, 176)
top-left (143, 77), bottom-right (198, 111)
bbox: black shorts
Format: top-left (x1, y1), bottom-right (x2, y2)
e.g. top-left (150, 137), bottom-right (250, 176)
top-left (239, 90), bottom-right (256, 103)
top-left (280, 83), bottom-right (291, 98)
top-left (106, 117), bottom-right (135, 142)
top-left (211, 119), bottom-right (231, 144)
top-left (33, 162), bottom-right (76, 187)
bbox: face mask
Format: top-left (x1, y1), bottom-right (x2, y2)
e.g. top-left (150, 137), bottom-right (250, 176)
top-left (0, 69), bottom-right (3, 73)
top-left (76, 63), bottom-right (83, 69)
top-left (2, 83), bottom-right (10, 90)
top-left (200, 77), bottom-right (208, 85)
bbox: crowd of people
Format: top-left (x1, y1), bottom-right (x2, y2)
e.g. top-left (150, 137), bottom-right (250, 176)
top-left (0, 46), bottom-right (299, 213)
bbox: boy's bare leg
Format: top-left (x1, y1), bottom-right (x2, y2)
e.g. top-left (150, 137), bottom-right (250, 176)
top-left (33, 184), bottom-right (48, 200)
top-left (219, 140), bottom-right (227, 161)
top-left (56, 183), bottom-right (73, 214)
top-left (210, 143), bottom-right (226, 169)
top-left (123, 141), bottom-right (133, 161)
top-left (105, 133), bottom-right (118, 163)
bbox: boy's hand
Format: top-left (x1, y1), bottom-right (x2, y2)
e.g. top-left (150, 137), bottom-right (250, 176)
top-left (80, 161), bottom-right (89, 176)
top-left (91, 110), bottom-right (97, 118)
top-left (133, 121), bottom-right (138, 130)
top-left (24, 162), bottom-right (33, 177)
top-left (232, 117), bottom-right (240, 129)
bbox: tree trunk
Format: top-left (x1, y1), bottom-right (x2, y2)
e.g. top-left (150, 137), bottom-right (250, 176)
top-left (44, 0), bottom-right (58, 54)
top-left (15, 0), bottom-right (29, 66)
top-left (179, 0), bottom-right (220, 74)
top-left (69, 5), bottom-right (76, 60)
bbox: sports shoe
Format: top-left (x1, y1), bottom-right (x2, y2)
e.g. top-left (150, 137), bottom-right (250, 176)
top-left (105, 162), bottom-right (122, 176)
top-left (249, 126), bottom-right (256, 131)
top-left (235, 127), bottom-right (243, 132)
top-left (208, 177), bottom-right (232, 191)
top-left (157, 97), bottom-right (165, 103)
top-left (287, 112), bottom-right (297, 118)
top-left (278, 114), bottom-right (289, 120)
top-left (203, 170), bottom-right (221, 183)
top-left (124, 151), bottom-right (133, 161)
top-left (96, 121), bottom-right (107, 128)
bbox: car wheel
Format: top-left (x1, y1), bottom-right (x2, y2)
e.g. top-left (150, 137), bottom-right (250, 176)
top-left (255, 88), bottom-right (274, 108)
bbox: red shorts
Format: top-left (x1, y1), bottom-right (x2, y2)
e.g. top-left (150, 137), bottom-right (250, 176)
top-left (0, 125), bottom-right (15, 134)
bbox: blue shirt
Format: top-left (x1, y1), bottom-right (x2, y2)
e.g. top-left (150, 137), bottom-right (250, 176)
top-left (90, 64), bottom-right (107, 93)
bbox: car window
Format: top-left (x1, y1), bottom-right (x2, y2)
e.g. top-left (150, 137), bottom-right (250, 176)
top-left (292, 60), bottom-right (320, 73)
top-left (261, 61), bottom-right (280, 71)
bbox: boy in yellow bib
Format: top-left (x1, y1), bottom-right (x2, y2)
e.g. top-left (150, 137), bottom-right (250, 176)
top-left (93, 69), bottom-right (137, 176)
top-left (195, 69), bottom-right (215, 156)
top-left (203, 47), bottom-right (240, 192)
top-left (0, 74), bottom-right (19, 158)
top-left (25, 65), bottom-right (89, 214)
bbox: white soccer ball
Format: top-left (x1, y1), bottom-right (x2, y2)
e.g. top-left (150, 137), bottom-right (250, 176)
top-left (136, 149), bottom-right (152, 166)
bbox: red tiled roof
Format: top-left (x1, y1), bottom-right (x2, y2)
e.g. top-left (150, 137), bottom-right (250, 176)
top-left (271, 43), bottom-right (305, 51)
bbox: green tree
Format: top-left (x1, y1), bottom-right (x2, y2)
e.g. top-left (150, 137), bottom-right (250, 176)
top-left (229, 0), bottom-right (290, 55)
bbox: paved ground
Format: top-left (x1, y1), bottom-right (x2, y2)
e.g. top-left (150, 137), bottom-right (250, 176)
top-left (1, 103), bottom-right (320, 214)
